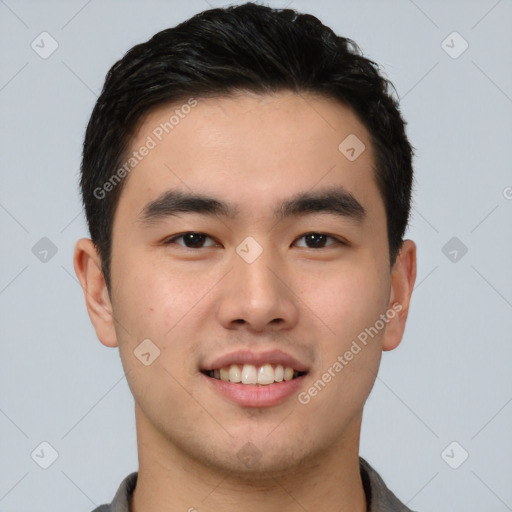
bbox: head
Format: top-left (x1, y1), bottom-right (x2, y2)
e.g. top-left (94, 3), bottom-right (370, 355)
top-left (75, 2), bottom-right (416, 477)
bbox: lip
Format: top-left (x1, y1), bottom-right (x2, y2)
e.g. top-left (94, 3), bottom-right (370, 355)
top-left (202, 349), bottom-right (310, 373)
top-left (202, 371), bottom-right (308, 408)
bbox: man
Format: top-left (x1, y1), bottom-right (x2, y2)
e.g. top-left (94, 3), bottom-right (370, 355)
top-left (74, 2), bottom-right (417, 511)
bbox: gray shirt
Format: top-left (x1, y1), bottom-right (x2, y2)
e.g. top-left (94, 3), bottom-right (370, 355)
top-left (91, 457), bottom-right (416, 512)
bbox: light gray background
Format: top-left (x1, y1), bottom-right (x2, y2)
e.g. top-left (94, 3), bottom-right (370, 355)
top-left (1, 0), bottom-right (511, 511)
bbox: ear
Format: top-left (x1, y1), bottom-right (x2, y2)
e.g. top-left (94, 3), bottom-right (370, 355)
top-left (73, 238), bottom-right (119, 347)
top-left (381, 239), bottom-right (417, 352)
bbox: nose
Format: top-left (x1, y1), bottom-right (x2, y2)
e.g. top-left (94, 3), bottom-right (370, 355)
top-left (216, 244), bottom-right (300, 333)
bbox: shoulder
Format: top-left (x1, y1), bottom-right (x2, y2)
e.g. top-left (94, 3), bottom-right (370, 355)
top-left (360, 457), bottom-right (418, 512)
top-left (89, 472), bottom-right (138, 512)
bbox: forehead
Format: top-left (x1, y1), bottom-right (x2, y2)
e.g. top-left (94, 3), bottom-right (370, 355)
top-left (113, 91), bottom-right (384, 228)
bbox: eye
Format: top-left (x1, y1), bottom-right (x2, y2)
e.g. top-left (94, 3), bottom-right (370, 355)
top-left (294, 233), bottom-right (344, 249)
top-left (163, 232), bottom-right (219, 249)
top-left (163, 232), bottom-right (345, 250)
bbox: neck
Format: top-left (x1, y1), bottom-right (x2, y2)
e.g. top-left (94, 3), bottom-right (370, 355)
top-left (130, 404), bottom-right (367, 512)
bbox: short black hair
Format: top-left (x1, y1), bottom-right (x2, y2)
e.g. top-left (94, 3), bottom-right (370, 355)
top-left (79, 1), bottom-right (414, 294)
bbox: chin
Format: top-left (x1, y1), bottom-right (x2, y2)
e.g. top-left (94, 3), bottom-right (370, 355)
top-left (191, 430), bottom-right (318, 479)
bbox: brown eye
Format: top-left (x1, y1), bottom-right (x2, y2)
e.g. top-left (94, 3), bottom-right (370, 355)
top-left (164, 232), bottom-right (218, 249)
top-left (294, 233), bottom-right (342, 249)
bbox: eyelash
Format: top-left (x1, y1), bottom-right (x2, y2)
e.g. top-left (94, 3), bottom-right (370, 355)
top-left (162, 232), bottom-right (347, 250)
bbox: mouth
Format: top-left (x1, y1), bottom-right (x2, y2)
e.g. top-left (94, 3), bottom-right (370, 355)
top-left (200, 349), bottom-right (310, 407)
top-left (201, 364), bottom-right (308, 385)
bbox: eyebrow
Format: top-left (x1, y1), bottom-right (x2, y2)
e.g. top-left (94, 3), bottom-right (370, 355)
top-left (136, 185), bottom-right (366, 226)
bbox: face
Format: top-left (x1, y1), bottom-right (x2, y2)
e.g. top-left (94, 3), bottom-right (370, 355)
top-left (76, 91), bottom-right (415, 477)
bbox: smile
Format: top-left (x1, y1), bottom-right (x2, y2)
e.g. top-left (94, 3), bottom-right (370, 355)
top-left (202, 363), bottom-right (307, 385)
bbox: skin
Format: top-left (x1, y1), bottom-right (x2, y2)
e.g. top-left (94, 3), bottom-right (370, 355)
top-left (74, 91), bottom-right (416, 512)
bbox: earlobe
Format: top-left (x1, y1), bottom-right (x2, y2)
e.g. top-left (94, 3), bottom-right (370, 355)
top-left (73, 238), bottom-right (119, 348)
top-left (381, 239), bottom-right (417, 352)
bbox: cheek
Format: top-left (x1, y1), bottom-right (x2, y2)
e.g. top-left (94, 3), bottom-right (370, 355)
top-left (111, 257), bottom-right (205, 428)
top-left (300, 260), bottom-right (389, 411)
top-left (111, 253), bottom-right (210, 379)
top-left (112, 251), bottom-right (193, 338)
top-left (298, 270), bottom-right (386, 423)
top-left (299, 259), bottom-right (389, 344)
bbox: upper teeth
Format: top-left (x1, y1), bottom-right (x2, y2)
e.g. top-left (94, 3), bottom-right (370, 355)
top-left (211, 364), bottom-right (297, 385)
